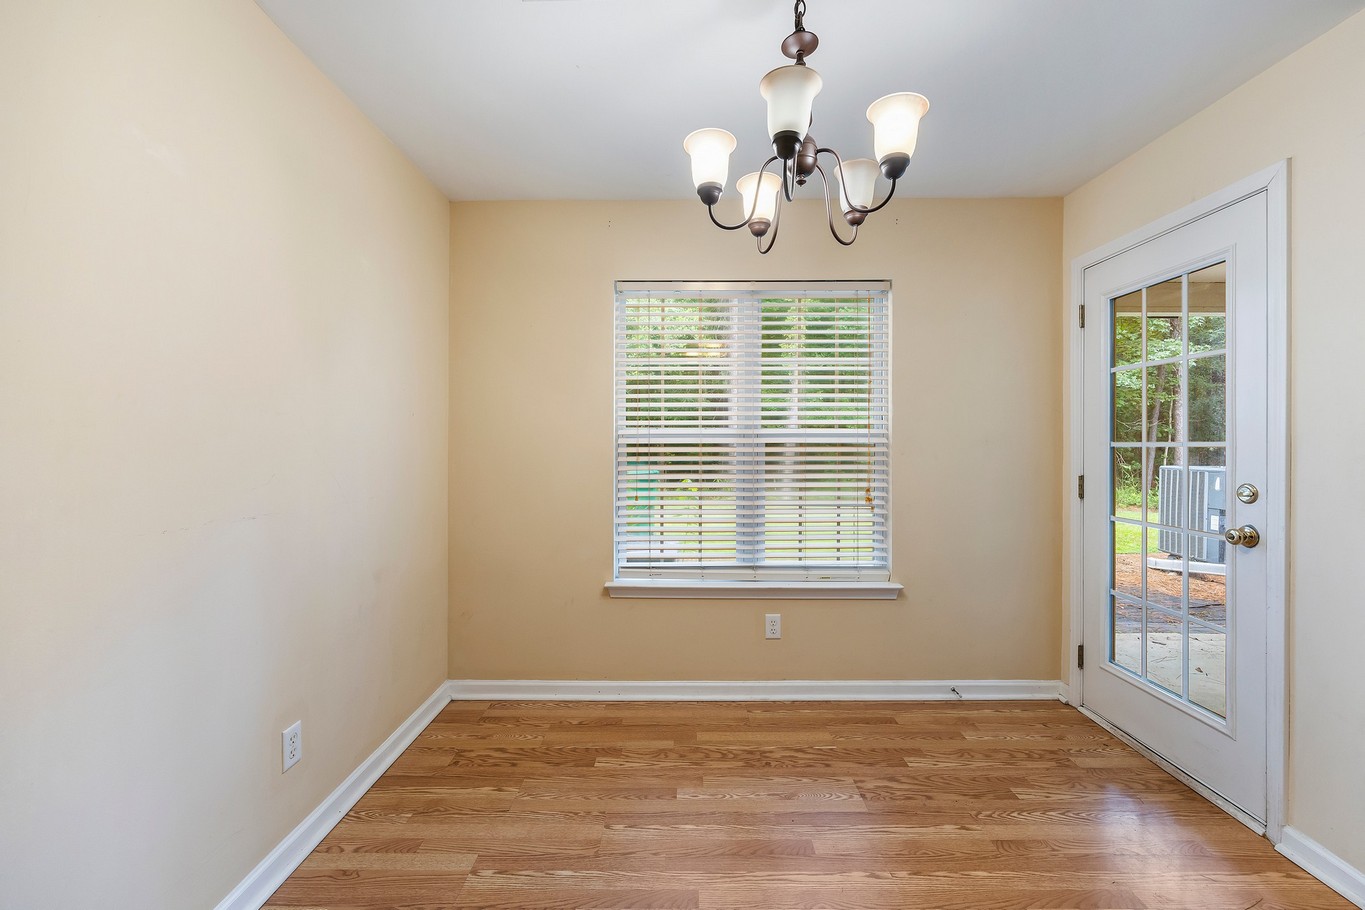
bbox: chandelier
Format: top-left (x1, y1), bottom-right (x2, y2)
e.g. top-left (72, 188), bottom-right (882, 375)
top-left (683, 1), bottom-right (929, 253)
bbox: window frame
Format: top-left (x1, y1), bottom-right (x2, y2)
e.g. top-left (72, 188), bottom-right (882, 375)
top-left (607, 280), bottom-right (901, 600)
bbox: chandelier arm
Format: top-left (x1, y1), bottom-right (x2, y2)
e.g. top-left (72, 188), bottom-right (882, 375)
top-left (705, 156), bottom-right (783, 230)
top-left (815, 147), bottom-right (899, 214)
top-left (863, 177), bottom-right (898, 215)
top-left (781, 159), bottom-right (796, 203)
top-left (707, 205), bottom-right (750, 232)
top-left (757, 183), bottom-right (785, 254)
top-left (812, 162), bottom-right (858, 246)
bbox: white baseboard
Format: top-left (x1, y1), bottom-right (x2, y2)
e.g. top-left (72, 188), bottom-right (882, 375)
top-left (447, 678), bottom-right (1062, 701)
top-left (213, 681), bottom-right (453, 910)
top-left (1278, 826), bottom-right (1365, 908)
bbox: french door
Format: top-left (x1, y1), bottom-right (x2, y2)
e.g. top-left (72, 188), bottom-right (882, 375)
top-left (1081, 190), bottom-right (1271, 823)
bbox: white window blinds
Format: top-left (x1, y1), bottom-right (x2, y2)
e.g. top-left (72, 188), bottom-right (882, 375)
top-left (614, 280), bottom-right (891, 582)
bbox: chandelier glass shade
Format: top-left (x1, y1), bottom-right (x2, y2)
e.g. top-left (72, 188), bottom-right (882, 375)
top-left (867, 92), bottom-right (930, 168)
top-left (836, 158), bottom-right (880, 222)
top-left (736, 171), bottom-right (782, 231)
top-left (683, 0), bottom-right (929, 253)
top-left (682, 128), bottom-right (737, 196)
top-left (759, 65), bottom-right (823, 156)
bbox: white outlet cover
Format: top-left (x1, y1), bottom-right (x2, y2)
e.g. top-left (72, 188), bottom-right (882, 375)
top-left (765, 614), bottom-right (781, 639)
top-left (283, 721), bottom-right (302, 772)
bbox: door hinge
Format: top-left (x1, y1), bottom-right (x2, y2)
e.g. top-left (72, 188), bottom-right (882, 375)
top-left (1079, 304), bottom-right (1086, 328)
top-left (1077, 474), bottom-right (1085, 499)
top-left (1078, 644), bottom-right (1085, 669)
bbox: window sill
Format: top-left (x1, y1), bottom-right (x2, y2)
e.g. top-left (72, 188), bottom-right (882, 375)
top-left (604, 580), bottom-right (903, 600)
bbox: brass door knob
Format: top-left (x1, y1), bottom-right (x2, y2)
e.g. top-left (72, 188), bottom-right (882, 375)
top-left (1225, 525), bottom-right (1260, 548)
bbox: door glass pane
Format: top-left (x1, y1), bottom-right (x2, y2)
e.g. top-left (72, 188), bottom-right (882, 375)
top-left (1146, 526), bottom-right (1184, 613)
top-left (1112, 368), bottom-right (1142, 442)
top-left (1113, 290), bottom-right (1143, 366)
top-left (1187, 448), bottom-right (1227, 535)
top-left (1148, 446), bottom-right (1185, 529)
top-left (1188, 355), bottom-right (1226, 442)
top-left (1106, 262), bottom-right (1229, 722)
top-left (1188, 532), bottom-right (1225, 574)
top-left (1189, 554), bottom-right (1227, 628)
top-left (1188, 263), bottom-right (1227, 355)
top-left (1145, 606), bottom-right (1185, 696)
top-left (1112, 448), bottom-right (1143, 519)
top-left (1112, 596), bottom-right (1142, 675)
top-left (1145, 363), bottom-right (1181, 443)
top-left (1145, 278), bottom-right (1183, 361)
top-left (1189, 622), bottom-right (1227, 718)
top-left (1112, 520), bottom-right (1143, 602)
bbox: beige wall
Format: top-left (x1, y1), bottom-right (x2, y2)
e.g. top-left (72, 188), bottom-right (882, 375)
top-left (0, 2), bottom-right (449, 908)
top-left (1062, 10), bottom-right (1365, 871)
top-left (450, 197), bottom-right (1062, 682)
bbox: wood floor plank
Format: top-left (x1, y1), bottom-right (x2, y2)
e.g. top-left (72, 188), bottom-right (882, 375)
top-left (266, 701), bottom-right (1352, 910)
top-left (265, 867), bottom-right (470, 903)
top-left (297, 850), bottom-right (478, 872)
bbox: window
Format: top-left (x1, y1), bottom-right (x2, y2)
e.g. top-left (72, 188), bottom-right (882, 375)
top-left (611, 280), bottom-right (895, 596)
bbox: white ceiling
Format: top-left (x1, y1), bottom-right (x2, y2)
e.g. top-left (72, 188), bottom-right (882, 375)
top-left (257, 0), bottom-right (1362, 201)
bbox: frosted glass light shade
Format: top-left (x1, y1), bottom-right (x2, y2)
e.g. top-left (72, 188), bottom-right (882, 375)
top-left (736, 171), bottom-right (781, 225)
top-left (683, 128), bottom-right (737, 192)
top-left (759, 65), bottom-right (823, 147)
top-left (866, 92), bottom-right (929, 177)
top-left (836, 158), bottom-right (880, 214)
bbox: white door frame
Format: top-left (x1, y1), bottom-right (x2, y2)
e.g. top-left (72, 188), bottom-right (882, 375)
top-left (1066, 160), bottom-right (1289, 841)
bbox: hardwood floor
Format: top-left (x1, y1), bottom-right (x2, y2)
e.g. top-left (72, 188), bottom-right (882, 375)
top-left (265, 700), bottom-right (1350, 910)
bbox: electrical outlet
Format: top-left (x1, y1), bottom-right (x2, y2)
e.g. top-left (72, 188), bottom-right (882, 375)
top-left (282, 721), bottom-right (302, 772)
top-left (765, 613), bottom-right (781, 640)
